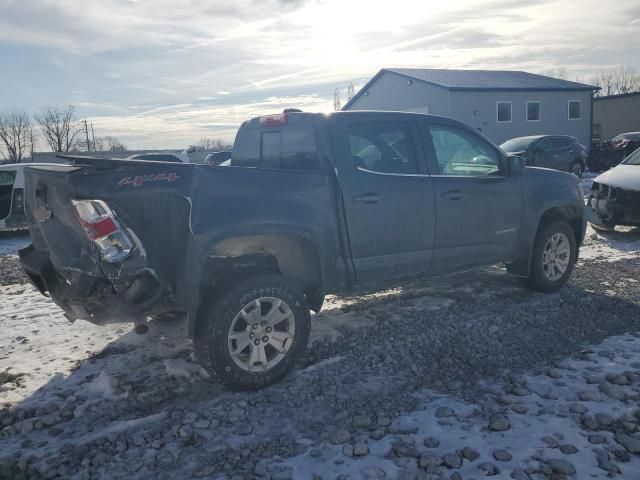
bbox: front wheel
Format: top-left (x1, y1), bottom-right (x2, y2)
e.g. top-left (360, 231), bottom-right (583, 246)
top-left (570, 161), bottom-right (584, 178)
top-left (194, 274), bottom-right (311, 390)
top-left (519, 221), bottom-right (577, 293)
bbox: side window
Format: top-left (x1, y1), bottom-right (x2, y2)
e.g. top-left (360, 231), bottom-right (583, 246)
top-left (0, 171), bottom-right (16, 187)
top-left (536, 138), bottom-right (552, 151)
top-left (429, 124), bottom-right (502, 176)
top-left (346, 121), bottom-right (417, 174)
top-left (551, 137), bottom-right (567, 149)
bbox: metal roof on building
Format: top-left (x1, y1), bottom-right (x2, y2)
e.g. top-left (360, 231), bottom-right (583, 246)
top-left (343, 68), bottom-right (599, 109)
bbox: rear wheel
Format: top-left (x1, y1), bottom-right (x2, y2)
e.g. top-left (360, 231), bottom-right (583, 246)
top-left (519, 220), bottom-right (577, 293)
top-left (570, 161), bottom-right (584, 178)
top-left (194, 274), bottom-right (310, 390)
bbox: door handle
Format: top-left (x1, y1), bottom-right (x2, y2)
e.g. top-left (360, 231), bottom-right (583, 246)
top-left (441, 190), bottom-right (463, 200)
top-left (353, 193), bottom-right (380, 204)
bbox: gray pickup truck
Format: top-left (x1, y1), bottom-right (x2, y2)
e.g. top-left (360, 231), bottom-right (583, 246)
top-left (19, 111), bottom-right (586, 389)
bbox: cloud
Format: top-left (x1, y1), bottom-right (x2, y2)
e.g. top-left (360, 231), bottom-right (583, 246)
top-left (1, 0), bottom-right (639, 149)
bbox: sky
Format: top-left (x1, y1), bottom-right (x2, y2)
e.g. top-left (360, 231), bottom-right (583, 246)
top-left (1, 0), bottom-right (639, 150)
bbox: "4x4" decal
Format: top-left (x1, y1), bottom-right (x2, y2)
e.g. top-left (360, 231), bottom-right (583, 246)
top-left (118, 173), bottom-right (179, 187)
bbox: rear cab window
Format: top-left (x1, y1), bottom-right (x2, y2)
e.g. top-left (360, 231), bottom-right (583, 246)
top-left (232, 114), bottom-right (321, 171)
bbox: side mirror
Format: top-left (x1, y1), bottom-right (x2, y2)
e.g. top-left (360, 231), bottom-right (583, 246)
top-left (508, 155), bottom-right (526, 176)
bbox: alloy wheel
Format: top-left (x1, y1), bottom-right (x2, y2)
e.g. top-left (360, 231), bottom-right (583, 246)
top-left (227, 297), bottom-right (295, 373)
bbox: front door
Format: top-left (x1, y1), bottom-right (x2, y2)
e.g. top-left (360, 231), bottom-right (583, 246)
top-left (421, 120), bottom-right (523, 271)
top-left (331, 113), bottom-right (436, 285)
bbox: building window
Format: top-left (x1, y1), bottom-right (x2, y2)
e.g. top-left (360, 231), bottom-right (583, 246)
top-left (497, 101), bottom-right (512, 123)
top-left (526, 101), bottom-right (541, 121)
top-left (568, 100), bottom-right (581, 120)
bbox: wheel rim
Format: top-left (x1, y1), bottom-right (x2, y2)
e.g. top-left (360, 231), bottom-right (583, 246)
top-left (227, 297), bottom-right (295, 373)
top-left (571, 163), bottom-right (582, 177)
top-left (542, 232), bottom-right (571, 281)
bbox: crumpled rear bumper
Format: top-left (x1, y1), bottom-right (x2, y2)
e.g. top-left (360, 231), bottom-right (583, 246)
top-left (19, 243), bottom-right (167, 324)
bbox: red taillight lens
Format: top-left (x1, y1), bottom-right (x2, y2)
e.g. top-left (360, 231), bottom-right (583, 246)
top-left (259, 113), bottom-right (287, 126)
top-left (72, 200), bottom-right (133, 262)
top-left (80, 217), bottom-right (118, 239)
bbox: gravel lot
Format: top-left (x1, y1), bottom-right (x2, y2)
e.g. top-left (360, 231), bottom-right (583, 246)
top-left (1, 225), bottom-right (640, 479)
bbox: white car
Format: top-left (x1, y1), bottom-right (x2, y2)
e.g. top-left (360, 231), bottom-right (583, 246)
top-left (1, 163), bottom-right (75, 231)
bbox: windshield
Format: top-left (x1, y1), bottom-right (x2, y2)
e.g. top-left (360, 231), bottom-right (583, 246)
top-left (623, 147), bottom-right (640, 165)
top-left (613, 133), bottom-right (640, 142)
top-left (499, 137), bottom-right (537, 152)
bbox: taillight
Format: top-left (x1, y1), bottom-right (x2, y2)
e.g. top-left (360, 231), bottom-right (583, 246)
top-left (72, 200), bottom-right (133, 263)
top-left (259, 113), bottom-right (287, 126)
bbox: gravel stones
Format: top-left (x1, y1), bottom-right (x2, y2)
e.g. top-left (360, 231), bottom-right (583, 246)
top-left (578, 390), bottom-right (601, 402)
top-left (488, 415), bottom-right (510, 432)
top-left (330, 429), bottom-right (351, 445)
top-left (493, 449), bottom-right (512, 461)
top-left (423, 436), bottom-right (440, 448)
top-left (435, 406), bottom-right (455, 418)
top-left (614, 431), bottom-right (640, 453)
top-left (546, 458), bottom-right (576, 476)
top-left (479, 462), bottom-right (499, 475)
top-left (461, 446), bottom-right (480, 462)
top-left (559, 444), bottom-right (578, 454)
top-left (442, 452), bottom-right (462, 469)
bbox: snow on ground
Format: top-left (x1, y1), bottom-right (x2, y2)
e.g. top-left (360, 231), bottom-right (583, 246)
top-left (1, 195), bottom-right (640, 479)
top-left (0, 231), bottom-right (30, 256)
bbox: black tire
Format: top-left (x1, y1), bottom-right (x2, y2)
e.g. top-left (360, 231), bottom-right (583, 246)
top-left (194, 273), bottom-right (310, 390)
top-left (518, 220), bottom-right (577, 293)
top-left (570, 160), bottom-right (584, 178)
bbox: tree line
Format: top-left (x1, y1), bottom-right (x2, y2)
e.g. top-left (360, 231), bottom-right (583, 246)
top-left (544, 66), bottom-right (640, 96)
top-left (0, 105), bottom-right (127, 164)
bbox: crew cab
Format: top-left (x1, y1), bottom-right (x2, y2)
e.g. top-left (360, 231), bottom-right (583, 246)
top-left (19, 111), bottom-right (586, 389)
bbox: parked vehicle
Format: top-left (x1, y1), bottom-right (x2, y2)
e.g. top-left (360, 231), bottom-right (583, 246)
top-left (500, 135), bottom-right (588, 178)
top-left (587, 147), bottom-right (640, 231)
top-left (127, 152), bottom-right (190, 163)
top-left (204, 151), bottom-right (232, 165)
top-left (588, 132), bottom-right (640, 172)
top-left (19, 111), bottom-right (586, 389)
top-left (0, 164), bottom-right (39, 231)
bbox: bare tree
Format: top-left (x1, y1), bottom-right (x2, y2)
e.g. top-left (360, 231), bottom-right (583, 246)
top-left (34, 105), bottom-right (82, 152)
top-left (590, 67), bottom-right (640, 96)
top-left (0, 109), bottom-right (33, 164)
top-left (198, 137), bottom-right (231, 150)
top-left (543, 67), bottom-right (567, 80)
top-left (104, 136), bottom-right (127, 151)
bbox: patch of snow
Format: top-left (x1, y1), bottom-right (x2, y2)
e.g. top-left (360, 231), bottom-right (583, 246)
top-left (0, 232), bottom-right (30, 256)
top-left (87, 371), bottom-right (127, 400)
top-left (164, 358), bottom-right (210, 380)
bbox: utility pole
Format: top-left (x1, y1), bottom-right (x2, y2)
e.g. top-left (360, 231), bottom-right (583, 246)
top-left (83, 119), bottom-right (91, 152)
top-left (334, 88), bottom-right (341, 111)
top-left (90, 122), bottom-right (97, 151)
top-left (347, 82), bottom-right (355, 101)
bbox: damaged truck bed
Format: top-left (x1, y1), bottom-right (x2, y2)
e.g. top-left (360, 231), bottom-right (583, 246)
top-left (19, 111), bottom-right (586, 389)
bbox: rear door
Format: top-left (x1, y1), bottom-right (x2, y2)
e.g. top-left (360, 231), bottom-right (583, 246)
top-left (552, 137), bottom-right (572, 171)
top-left (421, 119), bottom-right (522, 270)
top-left (330, 113), bottom-right (436, 284)
top-left (533, 137), bottom-right (554, 167)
